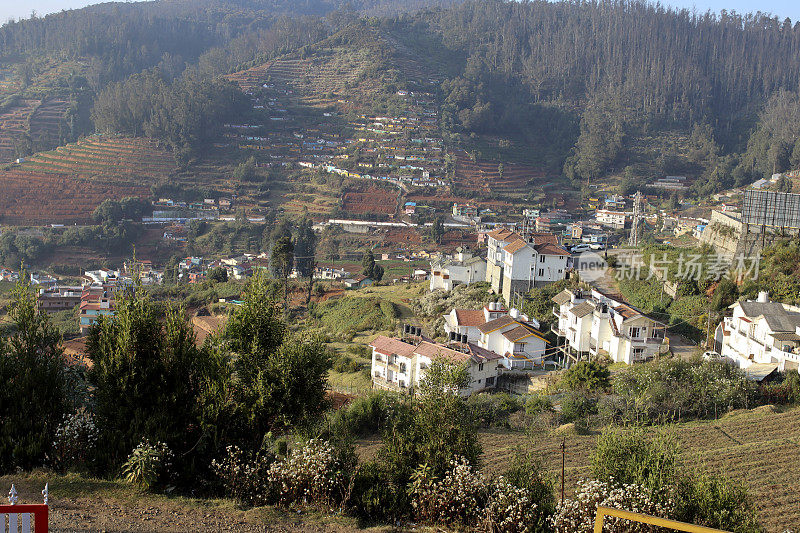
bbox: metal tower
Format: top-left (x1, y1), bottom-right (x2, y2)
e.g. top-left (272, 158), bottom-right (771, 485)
top-left (629, 191), bottom-right (643, 246)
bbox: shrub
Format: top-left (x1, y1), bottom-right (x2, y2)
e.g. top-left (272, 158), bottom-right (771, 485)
top-left (52, 409), bottom-right (98, 472)
top-left (347, 461), bottom-right (411, 522)
top-left (559, 361), bottom-right (611, 392)
top-left (484, 476), bottom-right (541, 533)
top-left (211, 445), bottom-right (275, 505)
top-left (327, 392), bottom-right (401, 439)
top-left (467, 393), bottom-right (523, 427)
top-left (560, 390), bottom-right (598, 423)
top-left (675, 472), bottom-right (764, 533)
top-left (591, 427), bottom-right (678, 495)
top-left (410, 458), bottom-right (488, 527)
top-left (550, 478), bottom-right (675, 533)
top-left (121, 439), bottom-right (173, 490)
top-left (526, 394), bottom-right (554, 416)
top-left (265, 439), bottom-right (348, 506)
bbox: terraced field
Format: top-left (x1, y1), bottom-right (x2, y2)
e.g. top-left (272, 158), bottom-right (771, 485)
top-left (342, 187), bottom-right (397, 215)
top-left (0, 136), bottom-right (173, 224)
top-left (17, 136), bottom-right (175, 180)
top-left (0, 99), bottom-right (40, 162)
top-left (453, 150), bottom-right (547, 196)
top-left (479, 405), bottom-right (800, 533)
top-left (28, 98), bottom-right (71, 147)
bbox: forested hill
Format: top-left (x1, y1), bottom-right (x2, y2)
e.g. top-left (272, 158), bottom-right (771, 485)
top-left (3, 0), bottom-right (800, 192)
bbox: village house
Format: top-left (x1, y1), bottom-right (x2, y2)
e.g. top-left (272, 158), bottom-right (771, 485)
top-left (476, 310), bottom-right (548, 370)
top-left (443, 302), bottom-right (509, 343)
top-left (369, 332), bottom-right (502, 396)
top-left (429, 247), bottom-right (487, 291)
top-left (37, 286), bottom-right (83, 313)
top-left (595, 209), bottom-right (630, 229)
top-left (715, 292), bottom-right (800, 374)
top-left (484, 228), bottom-right (569, 306)
top-left (343, 274), bottom-right (374, 289)
top-left (78, 283), bottom-right (123, 334)
top-left (552, 288), bottom-right (667, 365)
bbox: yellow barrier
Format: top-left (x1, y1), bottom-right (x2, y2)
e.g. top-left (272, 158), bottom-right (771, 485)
top-left (593, 506), bottom-right (731, 533)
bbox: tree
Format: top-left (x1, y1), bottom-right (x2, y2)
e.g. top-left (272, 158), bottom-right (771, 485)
top-left (87, 289), bottom-right (208, 477)
top-left (361, 249), bottom-right (383, 281)
top-left (208, 267), bottom-right (228, 283)
top-left (294, 218), bottom-right (317, 305)
top-left (430, 215), bottom-right (445, 245)
top-left (233, 156), bottom-right (258, 183)
top-left (0, 278), bottom-right (67, 473)
top-left (271, 236), bottom-right (294, 313)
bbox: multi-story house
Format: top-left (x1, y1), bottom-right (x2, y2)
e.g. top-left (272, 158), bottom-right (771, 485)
top-left (37, 286), bottom-right (83, 313)
top-left (595, 210), bottom-right (630, 229)
top-left (369, 334), bottom-right (502, 396)
top-left (429, 247), bottom-right (487, 291)
top-left (443, 302), bottom-right (509, 343)
top-left (476, 312), bottom-right (548, 370)
top-left (484, 228), bottom-right (569, 306)
top-left (715, 292), bottom-right (800, 373)
top-left (551, 288), bottom-right (667, 365)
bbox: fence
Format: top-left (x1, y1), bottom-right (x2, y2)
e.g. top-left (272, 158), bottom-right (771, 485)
top-left (594, 506), bottom-right (729, 533)
top-left (0, 484), bottom-right (49, 533)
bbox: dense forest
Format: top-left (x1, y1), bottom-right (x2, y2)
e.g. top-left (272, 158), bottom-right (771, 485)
top-left (3, 0), bottom-right (800, 190)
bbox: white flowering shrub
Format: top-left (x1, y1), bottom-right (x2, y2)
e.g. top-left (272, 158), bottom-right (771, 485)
top-left (121, 439), bottom-right (173, 490)
top-left (410, 457), bottom-right (488, 527)
top-left (550, 478), bottom-right (674, 533)
top-left (52, 409), bottom-right (98, 471)
top-left (265, 439), bottom-right (344, 506)
top-left (484, 476), bottom-right (541, 533)
top-left (211, 445), bottom-right (274, 505)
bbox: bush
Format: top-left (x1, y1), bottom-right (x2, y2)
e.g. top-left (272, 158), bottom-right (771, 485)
top-left (591, 427), bottom-right (678, 494)
top-left (410, 458), bottom-right (488, 527)
top-left (327, 392), bottom-right (401, 439)
top-left (485, 476), bottom-right (543, 533)
top-left (550, 478), bottom-right (675, 533)
top-left (675, 472), bottom-right (763, 533)
top-left (333, 355), bottom-right (363, 373)
top-left (467, 393), bottom-right (523, 428)
top-left (121, 439), bottom-right (173, 490)
top-left (211, 445), bottom-right (275, 505)
top-left (525, 394), bottom-right (554, 416)
top-left (347, 461), bottom-right (411, 522)
top-left (52, 409), bottom-right (97, 472)
top-left (560, 390), bottom-right (598, 423)
top-left (265, 439), bottom-right (350, 506)
top-left (559, 361), bottom-right (611, 392)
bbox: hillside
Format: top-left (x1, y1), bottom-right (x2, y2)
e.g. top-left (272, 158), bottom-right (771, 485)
top-left (477, 405), bottom-right (800, 533)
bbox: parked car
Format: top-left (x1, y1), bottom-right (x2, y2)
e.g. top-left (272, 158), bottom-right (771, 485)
top-left (702, 350), bottom-right (722, 361)
top-left (589, 243), bottom-right (606, 250)
top-left (570, 243), bottom-right (592, 254)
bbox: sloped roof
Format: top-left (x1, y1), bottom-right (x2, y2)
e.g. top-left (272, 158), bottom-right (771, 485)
top-left (535, 242), bottom-right (570, 256)
top-left (771, 332), bottom-right (800, 341)
top-left (737, 301), bottom-right (800, 332)
top-left (454, 309), bottom-right (486, 327)
top-left (477, 315), bottom-right (517, 333)
top-left (414, 341), bottom-right (471, 363)
top-left (502, 325), bottom-right (535, 342)
top-left (528, 232), bottom-right (560, 246)
top-left (552, 290), bottom-right (573, 306)
top-left (369, 335), bottom-right (417, 358)
top-left (569, 301), bottom-right (595, 318)
top-left (503, 239), bottom-right (530, 254)
top-left (486, 228), bottom-right (514, 241)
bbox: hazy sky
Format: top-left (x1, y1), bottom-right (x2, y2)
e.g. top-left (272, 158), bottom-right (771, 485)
top-left (4, 0), bottom-right (800, 26)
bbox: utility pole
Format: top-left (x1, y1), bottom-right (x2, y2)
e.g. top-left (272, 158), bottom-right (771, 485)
top-left (560, 437), bottom-right (566, 504)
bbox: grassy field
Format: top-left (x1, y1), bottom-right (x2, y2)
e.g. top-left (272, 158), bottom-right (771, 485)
top-left (477, 404), bottom-right (800, 533)
top-left (0, 472), bottom-right (382, 532)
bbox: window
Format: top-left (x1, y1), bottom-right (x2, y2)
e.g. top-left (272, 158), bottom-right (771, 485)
top-left (479, 363), bottom-right (484, 371)
top-left (485, 376), bottom-right (495, 386)
top-left (629, 327), bottom-right (641, 339)
top-left (477, 379), bottom-right (482, 384)
top-left (539, 255), bottom-right (546, 263)
top-left (399, 363), bottom-right (407, 373)
top-left (558, 269), bottom-right (563, 274)
top-left (538, 269), bottom-right (544, 276)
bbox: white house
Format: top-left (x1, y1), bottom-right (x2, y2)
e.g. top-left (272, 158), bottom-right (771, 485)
top-left (429, 247), bottom-right (487, 291)
top-left (715, 292), bottom-right (800, 374)
top-left (476, 312), bottom-right (548, 370)
top-left (484, 228), bottom-right (569, 306)
top-left (595, 209), bottom-right (630, 229)
top-left (552, 288), bottom-right (667, 365)
top-left (369, 335), bottom-right (502, 396)
top-left (443, 302), bottom-right (509, 343)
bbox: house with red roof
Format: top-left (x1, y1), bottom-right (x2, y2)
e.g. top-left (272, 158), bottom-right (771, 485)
top-left (369, 333), bottom-right (502, 396)
top-left (484, 229), bottom-right (569, 305)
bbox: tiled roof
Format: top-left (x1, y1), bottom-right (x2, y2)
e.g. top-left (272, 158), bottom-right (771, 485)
top-left (477, 315), bottom-right (517, 333)
top-left (414, 341), bottom-right (471, 363)
top-left (535, 242), bottom-right (570, 256)
top-left (454, 309), bottom-right (487, 327)
top-left (369, 335), bottom-right (417, 358)
top-left (528, 233), bottom-right (559, 246)
top-left (570, 301), bottom-right (595, 318)
top-left (503, 239), bottom-right (530, 254)
top-left (552, 290), bottom-right (573, 306)
top-left (486, 228), bottom-right (514, 240)
top-left (502, 325), bottom-right (535, 342)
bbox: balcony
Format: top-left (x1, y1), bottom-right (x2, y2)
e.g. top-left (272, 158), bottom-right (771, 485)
top-left (372, 375), bottom-right (406, 393)
top-left (551, 325), bottom-right (565, 336)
